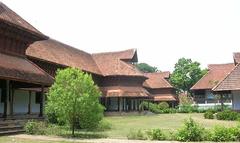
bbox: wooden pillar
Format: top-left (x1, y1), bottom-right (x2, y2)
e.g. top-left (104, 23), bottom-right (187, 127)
top-left (10, 86), bottom-right (14, 116)
top-left (104, 97), bottom-right (108, 111)
top-left (28, 91), bottom-right (32, 114)
top-left (3, 80), bottom-right (9, 118)
top-left (220, 94), bottom-right (224, 111)
top-left (39, 85), bottom-right (44, 117)
top-left (117, 97), bottom-right (120, 111)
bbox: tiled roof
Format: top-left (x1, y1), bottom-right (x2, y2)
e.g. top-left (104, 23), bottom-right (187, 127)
top-left (0, 53), bottom-right (53, 85)
top-left (213, 64), bottom-right (240, 91)
top-left (143, 72), bottom-right (173, 89)
top-left (100, 86), bottom-right (149, 97)
top-left (27, 39), bottom-right (101, 75)
top-left (92, 49), bottom-right (145, 77)
top-left (152, 94), bottom-right (177, 101)
top-left (0, 2), bottom-right (46, 39)
top-left (191, 63), bottom-right (235, 90)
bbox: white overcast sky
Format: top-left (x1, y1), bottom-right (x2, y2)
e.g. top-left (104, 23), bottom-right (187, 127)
top-left (2, 0), bottom-right (240, 71)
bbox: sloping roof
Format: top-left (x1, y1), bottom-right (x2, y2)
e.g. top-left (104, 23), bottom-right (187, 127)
top-left (92, 49), bottom-right (145, 77)
top-left (191, 63), bottom-right (235, 90)
top-left (26, 39), bottom-right (101, 75)
top-left (213, 64), bottom-right (240, 91)
top-left (152, 94), bottom-right (177, 101)
top-left (0, 53), bottom-right (53, 85)
top-left (0, 2), bottom-right (46, 39)
top-left (100, 86), bottom-right (149, 97)
top-left (143, 72), bottom-right (173, 89)
top-left (233, 53), bottom-right (240, 65)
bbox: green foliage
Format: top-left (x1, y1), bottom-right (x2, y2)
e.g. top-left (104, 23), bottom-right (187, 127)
top-left (216, 110), bottom-right (240, 121)
top-left (147, 129), bottom-right (166, 140)
top-left (204, 110), bottom-right (214, 119)
top-left (127, 129), bottom-right (147, 140)
top-left (24, 120), bottom-right (47, 135)
top-left (140, 101), bottom-right (177, 114)
top-left (46, 68), bottom-right (104, 136)
top-left (175, 118), bottom-right (205, 141)
top-left (177, 104), bottom-right (199, 113)
top-left (158, 102), bottom-right (169, 110)
top-left (136, 63), bottom-right (158, 73)
top-left (170, 58), bottom-right (207, 93)
top-left (210, 126), bottom-right (239, 142)
top-left (95, 119), bottom-right (112, 131)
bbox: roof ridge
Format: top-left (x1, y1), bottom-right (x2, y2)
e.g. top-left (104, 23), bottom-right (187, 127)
top-left (92, 48), bottom-right (136, 56)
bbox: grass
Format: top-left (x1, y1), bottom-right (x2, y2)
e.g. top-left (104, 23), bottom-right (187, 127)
top-left (103, 113), bottom-right (238, 138)
top-left (2, 113), bottom-right (239, 142)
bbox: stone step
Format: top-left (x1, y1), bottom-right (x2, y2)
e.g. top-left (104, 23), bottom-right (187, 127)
top-left (0, 129), bottom-right (25, 136)
top-left (0, 125), bottom-right (23, 131)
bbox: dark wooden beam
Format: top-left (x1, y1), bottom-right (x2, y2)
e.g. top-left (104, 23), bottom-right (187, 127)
top-left (28, 91), bottom-right (32, 114)
top-left (3, 80), bottom-right (9, 118)
top-left (39, 85), bottom-right (44, 117)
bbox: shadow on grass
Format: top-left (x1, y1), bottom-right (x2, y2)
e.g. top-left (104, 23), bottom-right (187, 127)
top-left (60, 131), bottom-right (108, 139)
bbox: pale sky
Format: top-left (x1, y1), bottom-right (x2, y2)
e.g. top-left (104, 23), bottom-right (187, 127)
top-left (2, 0), bottom-right (240, 71)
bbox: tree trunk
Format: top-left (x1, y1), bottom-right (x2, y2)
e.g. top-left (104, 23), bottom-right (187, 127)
top-left (72, 121), bottom-right (75, 137)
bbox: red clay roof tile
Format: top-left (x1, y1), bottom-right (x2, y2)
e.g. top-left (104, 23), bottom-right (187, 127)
top-left (92, 49), bottom-right (145, 77)
top-left (191, 63), bottom-right (235, 90)
top-left (0, 2), bottom-right (46, 39)
top-left (27, 39), bottom-right (101, 75)
top-left (0, 53), bottom-right (53, 85)
top-left (213, 64), bottom-right (240, 91)
top-left (143, 72), bottom-right (173, 89)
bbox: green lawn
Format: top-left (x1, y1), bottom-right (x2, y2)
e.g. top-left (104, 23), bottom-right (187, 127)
top-left (1, 113), bottom-right (239, 142)
top-left (104, 113), bottom-right (238, 138)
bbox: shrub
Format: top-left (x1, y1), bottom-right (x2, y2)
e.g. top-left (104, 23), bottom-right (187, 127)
top-left (210, 126), bottom-right (237, 142)
top-left (127, 129), bottom-right (147, 140)
top-left (24, 120), bottom-right (47, 135)
top-left (158, 102), bottom-right (169, 110)
top-left (216, 110), bottom-right (240, 121)
top-left (46, 68), bottom-right (104, 136)
top-left (177, 104), bottom-right (198, 113)
top-left (96, 119), bottom-right (112, 131)
top-left (204, 110), bottom-right (214, 119)
top-left (147, 129), bottom-right (166, 140)
top-left (175, 118), bottom-right (205, 141)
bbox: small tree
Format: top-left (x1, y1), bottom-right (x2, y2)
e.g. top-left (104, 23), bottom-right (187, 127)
top-left (170, 58), bottom-right (207, 94)
top-left (46, 68), bottom-right (104, 136)
top-left (136, 63), bottom-right (159, 73)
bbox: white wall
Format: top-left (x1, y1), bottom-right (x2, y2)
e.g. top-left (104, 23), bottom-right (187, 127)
top-left (13, 90), bottom-right (29, 114)
top-left (31, 92), bottom-right (40, 113)
top-left (232, 90), bottom-right (240, 110)
top-left (13, 90), bottom-right (40, 114)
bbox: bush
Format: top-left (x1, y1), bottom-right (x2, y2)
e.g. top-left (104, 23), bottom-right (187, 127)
top-left (175, 118), bottom-right (205, 141)
top-left (25, 120), bottom-right (47, 135)
top-left (216, 110), bottom-right (240, 121)
top-left (158, 102), bottom-right (169, 110)
top-left (177, 104), bottom-right (199, 113)
top-left (96, 120), bottom-right (112, 131)
top-left (147, 129), bottom-right (166, 140)
top-left (127, 129), bottom-right (147, 140)
top-left (204, 110), bottom-right (214, 119)
top-left (210, 126), bottom-right (238, 142)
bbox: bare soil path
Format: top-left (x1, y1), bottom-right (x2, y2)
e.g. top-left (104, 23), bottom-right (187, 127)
top-left (10, 134), bottom-right (179, 143)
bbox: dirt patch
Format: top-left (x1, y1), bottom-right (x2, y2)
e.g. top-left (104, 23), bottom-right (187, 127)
top-left (10, 134), bottom-right (179, 143)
